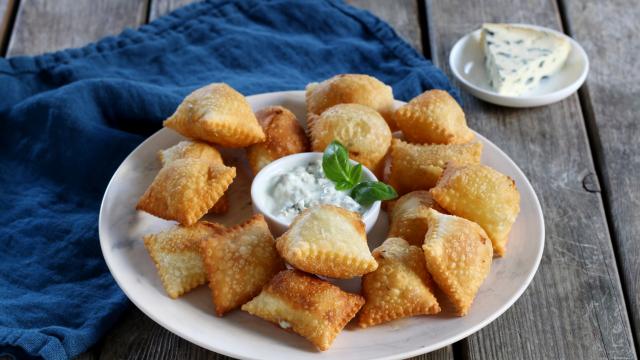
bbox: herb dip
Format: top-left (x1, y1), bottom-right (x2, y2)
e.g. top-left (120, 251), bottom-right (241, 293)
top-left (270, 160), bottom-right (364, 221)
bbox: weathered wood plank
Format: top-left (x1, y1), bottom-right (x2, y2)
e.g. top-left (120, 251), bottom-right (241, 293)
top-left (0, 0), bottom-right (15, 55)
top-left (561, 0), bottom-right (640, 348)
top-left (426, 0), bottom-right (637, 358)
top-left (148, 0), bottom-right (195, 21)
top-left (6, 0), bottom-right (148, 56)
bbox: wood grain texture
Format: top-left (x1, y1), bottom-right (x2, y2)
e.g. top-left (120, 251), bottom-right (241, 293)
top-left (348, 0), bottom-right (423, 53)
top-left (0, 0), bottom-right (15, 54)
top-left (148, 0), bottom-right (196, 21)
top-left (427, 0), bottom-right (637, 358)
top-left (6, 0), bottom-right (148, 56)
top-left (561, 0), bottom-right (640, 348)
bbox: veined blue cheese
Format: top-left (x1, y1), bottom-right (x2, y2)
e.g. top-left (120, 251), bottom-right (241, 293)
top-left (481, 23), bottom-right (571, 96)
top-left (270, 160), bottom-right (364, 221)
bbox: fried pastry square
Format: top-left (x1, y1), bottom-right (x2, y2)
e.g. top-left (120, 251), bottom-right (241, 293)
top-left (136, 159), bottom-right (236, 225)
top-left (388, 191), bottom-right (443, 246)
top-left (430, 163), bottom-right (520, 256)
top-left (359, 238), bottom-right (440, 327)
top-left (246, 106), bottom-right (309, 175)
top-left (310, 104), bottom-right (391, 176)
top-left (305, 73), bottom-right (396, 129)
top-left (394, 90), bottom-right (474, 144)
top-left (423, 209), bottom-right (493, 316)
top-left (276, 205), bottom-right (377, 278)
top-left (158, 140), bottom-right (223, 166)
top-left (143, 221), bottom-right (225, 298)
top-left (242, 269), bottom-right (364, 351)
top-left (163, 83), bottom-right (265, 147)
top-left (388, 138), bottom-right (482, 194)
top-left (200, 214), bottom-right (284, 316)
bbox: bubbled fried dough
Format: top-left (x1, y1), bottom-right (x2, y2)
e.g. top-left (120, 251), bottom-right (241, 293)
top-left (163, 83), bottom-right (265, 147)
top-left (388, 191), bottom-right (444, 246)
top-left (430, 163), bottom-right (520, 256)
top-left (395, 90), bottom-right (474, 144)
top-left (359, 238), bottom-right (440, 328)
top-left (242, 269), bottom-right (364, 351)
top-left (276, 205), bottom-right (378, 279)
top-left (158, 140), bottom-right (223, 166)
top-left (310, 103), bottom-right (391, 177)
top-left (423, 209), bottom-right (493, 316)
top-left (136, 159), bottom-right (236, 226)
top-left (305, 73), bottom-right (396, 130)
top-left (200, 214), bottom-right (284, 316)
top-left (143, 221), bottom-right (225, 299)
top-left (246, 106), bottom-right (309, 175)
top-left (388, 138), bottom-right (483, 195)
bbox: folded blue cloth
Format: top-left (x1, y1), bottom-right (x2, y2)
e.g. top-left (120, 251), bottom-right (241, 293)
top-left (0, 0), bottom-right (458, 358)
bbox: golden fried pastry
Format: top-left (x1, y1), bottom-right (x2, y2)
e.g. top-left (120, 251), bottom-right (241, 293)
top-left (242, 269), bottom-right (364, 351)
top-left (163, 83), bottom-right (265, 147)
top-left (136, 159), bottom-right (236, 226)
top-left (305, 73), bottom-right (396, 129)
top-left (246, 106), bottom-right (309, 175)
top-left (388, 191), bottom-right (443, 246)
top-left (200, 214), bottom-right (284, 316)
top-left (423, 209), bottom-right (493, 316)
top-left (359, 238), bottom-right (440, 327)
top-left (394, 90), bottom-right (474, 144)
top-left (276, 205), bottom-right (377, 278)
top-left (388, 138), bottom-right (482, 194)
top-left (310, 104), bottom-right (391, 176)
top-left (143, 221), bottom-right (225, 299)
top-left (430, 163), bottom-right (520, 256)
top-left (158, 140), bottom-right (223, 166)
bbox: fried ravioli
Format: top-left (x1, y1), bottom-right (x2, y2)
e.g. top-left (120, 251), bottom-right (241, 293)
top-left (305, 74), bottom-right (396, 130)
top-left (163, 83), bottom-right (265, 147)
top-left (388, 138), bottom-right (483, 194)
top-left (276, 205), bottom-right (377, 279)
top-left (310, 104), bottom-right (391, 176)
top-left (359, 238), bottom-right (440, 327)
top-left (200, 214), bottom-right (284, 316)
top-left (423, 209), bottom-right (493, 316)
top-left (143, 221), bottom-right (225, 298)
top-left (136, 159), bottom-right (236, 226)
top-left (246, 106), bottom-right (309, 175)
top-left (242, 269), bottom-right (364, 351)
top-left (430, 163), bottom-right (520, 256)
top-left (158, 140), bottom-right (223, 166)
top-left (394, 90), bottom-right (474, 144)
top-left (388, 191), bottom-right (443, 246)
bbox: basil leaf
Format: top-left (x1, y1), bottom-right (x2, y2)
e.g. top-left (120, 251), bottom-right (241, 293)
top-left (351, 181), bottom-right (398, 206)
top-left (335, 181), bottom-right (354, 191)
top-left (322, 140), bottom-right (352, 184)
top-left (349, 163), bottom-right (363, 185)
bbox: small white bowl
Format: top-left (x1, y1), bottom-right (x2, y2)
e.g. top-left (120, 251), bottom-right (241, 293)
top-left (251, 152), bottom-right (381, 236)
top-left (449, 24), bottom-right (589, 107)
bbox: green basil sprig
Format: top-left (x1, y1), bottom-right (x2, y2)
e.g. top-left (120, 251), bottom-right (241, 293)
top-left (322, 140), bottom-right (398, 205)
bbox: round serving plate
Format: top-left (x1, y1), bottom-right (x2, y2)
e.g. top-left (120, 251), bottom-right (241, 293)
top-left (449, 24), bottom-right (589, 107)
top-left (99, 90), bottom-right (545, 360)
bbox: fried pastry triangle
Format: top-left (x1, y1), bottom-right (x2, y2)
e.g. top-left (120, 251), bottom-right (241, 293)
top-left (200, 214), bottom-right (284, 316)
top-left (163, 83), bottom-right (265, 147)
top-left (430, 163), bottom-right (520, 256)
top-left (423, 209), bottom-right (493, 316)
top-left (276, 205), bottom-right (377, 278)
top-left (242, 269), bottom-right (364, 351)
top-left (136, 158), bottom-right (236, 225)
top-left (143, 221), bottom-right (225, 299)
top-left (388, 191), bottom-right (443, 246)
top-left (359, 238), bottom-right (440, 327)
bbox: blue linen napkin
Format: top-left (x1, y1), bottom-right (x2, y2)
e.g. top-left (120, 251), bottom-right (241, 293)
top-left (0, 0), bottom-right (459, 358)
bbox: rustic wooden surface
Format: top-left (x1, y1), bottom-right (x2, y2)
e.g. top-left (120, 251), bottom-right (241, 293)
top-left (561, 0), bottom-right (640, 348)
top-left (1, 0), bottom-right (638, 359)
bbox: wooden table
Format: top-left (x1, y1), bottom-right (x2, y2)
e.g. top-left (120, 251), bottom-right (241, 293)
top-left (1, 0), bottom-right (637, 359)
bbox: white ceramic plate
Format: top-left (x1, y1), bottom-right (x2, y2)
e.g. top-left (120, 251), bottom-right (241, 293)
top-left (99, 91), bottom-right (544, 360)
top-left (449, 24), bottom-right (589, 107)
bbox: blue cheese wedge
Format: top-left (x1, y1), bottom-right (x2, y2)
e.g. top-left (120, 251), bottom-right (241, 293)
top-left (481, 23), bottom-right (571, 96)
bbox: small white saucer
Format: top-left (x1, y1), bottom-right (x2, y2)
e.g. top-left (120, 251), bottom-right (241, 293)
top-left (449, 24), bottom-right (589, 107)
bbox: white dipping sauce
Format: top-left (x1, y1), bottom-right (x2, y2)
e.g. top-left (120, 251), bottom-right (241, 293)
top-left (269, 160), bottom-right (364, 221)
